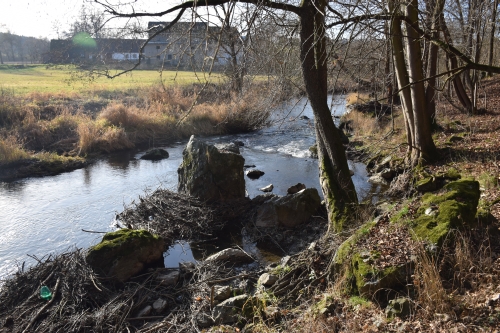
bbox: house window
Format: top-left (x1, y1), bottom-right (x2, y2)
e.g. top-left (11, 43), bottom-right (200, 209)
top-left (125, 54), bottom-right (130, 59)
top-left (156, 45), bottom-right (161, 50)
top-left (132, 54), bottom-right (138, 59)
top-left (156, 55), bottom-right (161, 59)
top-left (167, 54), bottom-right (172, 60)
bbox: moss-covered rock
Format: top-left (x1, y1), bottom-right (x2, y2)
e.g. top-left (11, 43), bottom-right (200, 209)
top-left (415, 177), bottom-right (437, 193)
top-left (411, 179), bottom-right (480, 246)
top-left (385, 297), bottom-right (411, 319)
top-left (86, 229), bottom-right (164, 282)
top-left (332, 221), bottom-right (413, 301)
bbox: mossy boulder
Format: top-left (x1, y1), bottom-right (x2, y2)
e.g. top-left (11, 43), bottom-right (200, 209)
top-left (385, 297), bottom-right (411, 319)
top-left (178, 135), bottom-right (245, 202)
top-left (332, 221), bottom-right (412, 301)
top-left (411, 178), bottom-right (480, 246)
top-left (86, 229), bottom-right (164, 282)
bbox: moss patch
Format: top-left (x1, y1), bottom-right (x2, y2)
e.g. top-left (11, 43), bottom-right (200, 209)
top-left (411, 179), bottom-right (480, 246)
top-left (87, 228), bottom-right (164, 282)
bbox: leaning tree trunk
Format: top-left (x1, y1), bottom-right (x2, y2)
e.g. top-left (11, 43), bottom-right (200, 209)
top-left (299, 0), bottom-right (358, 232)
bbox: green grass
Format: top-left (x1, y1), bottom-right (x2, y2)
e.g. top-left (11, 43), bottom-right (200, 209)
top-left (0, 65), bottom-right (221, 95)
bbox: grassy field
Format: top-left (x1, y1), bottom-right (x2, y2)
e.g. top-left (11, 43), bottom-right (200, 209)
top-left (0, 65), bottom-right (221, 95)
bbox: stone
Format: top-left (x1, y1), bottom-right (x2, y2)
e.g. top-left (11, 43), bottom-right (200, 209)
top-left (415, 177), bottom-right (437, 193)
top-left (299, 115), bottom-right (310, 120)
top-left (140, 148), bottom-right (169, 161)
top-left (178, 136), bottom-right (245, 202)
top-left (349, 169), bottom-right (355, 176)
top-left (385, 297), bottom-right (411, 319)
top-left (215, 142), bottom-right (240, 154)
top-left (213, 285), bottom-right (232, 301)
top-left (213, 294), bottom-right (249, 324)
top-left (309, 145), bottom-right (318, 159)
top-left (255, 188), bottom-right (321, 228)
top-left (86, 229), bottom-right (164, 283)
top-left (412, 178), bottom-right (480, 246)
top-left (137, 305), bottom-right (152, 317)
top-left (234, 140), bottom-right (245, 147)
top-left (368, 175), bottom-right (390, 185)
top-left (380, 168), bottom-right (395, 180)
top-left (287, 183), bottom-right (306, 195)
top-left (259, 184), bottom-right (274, 192)
top-left (157, 270), bottom-right (180, 286)
top-left (196, 313), bottom-right (214, 328)
top-left (205, 248), bottom-right (254, 264)
top-left (258, 273), bottom-right (279, 287)
top-left (152, 298), bottom-right (168, 312)
top-left (246, 169), bottom-right (265, 179)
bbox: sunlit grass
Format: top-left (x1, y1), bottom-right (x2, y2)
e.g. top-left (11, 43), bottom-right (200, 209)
top-left (0, 65), bottom-right (222, 95)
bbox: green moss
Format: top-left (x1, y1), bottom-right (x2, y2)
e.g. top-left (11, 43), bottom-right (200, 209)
top-left (348, 296), bottom-right (372, 308)
top-left (412, 179), bottom-right (480, 246)
top-left (442, 168), bottom-right (461, 180)
top-left (91, 229), bottom-right (160, 254)
top-left (333, 221), bottom-right (377, 268)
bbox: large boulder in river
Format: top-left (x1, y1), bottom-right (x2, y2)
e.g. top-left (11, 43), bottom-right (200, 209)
top-left (86, 229), bottom-right (164, 282)
top-left (255, 188), bottom-right (321, 228)
top-left (178, 135), bottom-right (245, 202)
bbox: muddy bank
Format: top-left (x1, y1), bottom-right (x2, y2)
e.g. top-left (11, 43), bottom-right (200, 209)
top-left (0, 157), bottom-right (88, 182)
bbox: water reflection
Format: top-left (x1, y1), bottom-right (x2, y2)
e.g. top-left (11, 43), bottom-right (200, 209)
top-left (0, 95), bottom-right (376, 280)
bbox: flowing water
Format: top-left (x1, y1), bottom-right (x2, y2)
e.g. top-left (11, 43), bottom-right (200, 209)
top-left (0, 95), bottom-right (376, 280)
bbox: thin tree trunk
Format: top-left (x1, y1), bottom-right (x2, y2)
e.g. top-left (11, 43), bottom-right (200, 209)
top-left (389, 0), bottom-right (414, 154)
top-left (440, 13), bottom-right (473, 111)
top-left (299, 0), bottom-right (357, 232)
top-left (488, 0), bottom-right (499, 76)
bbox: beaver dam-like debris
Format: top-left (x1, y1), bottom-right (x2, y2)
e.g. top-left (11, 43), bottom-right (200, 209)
top-left (0, 190), bottom-right (335, 333)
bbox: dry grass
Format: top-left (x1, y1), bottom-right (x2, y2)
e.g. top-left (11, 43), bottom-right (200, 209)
top-left (345, 92), bottom-right (371, 106)
top-left (0, 136), bottom-right (30, 163)
top-left (412, 242), bottom-right (451, 317)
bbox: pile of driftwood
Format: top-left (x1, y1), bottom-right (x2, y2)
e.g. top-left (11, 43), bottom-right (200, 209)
top-left (117, 189), bottom-right (254, 243)
top-left (0, 249), bottom-right (265, 332)
top-left (0, 190), bottom-right (336, 332)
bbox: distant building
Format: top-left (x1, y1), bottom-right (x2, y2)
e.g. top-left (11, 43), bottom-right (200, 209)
top-left (49, 38), bottom-right (145, 64)
top-left (49, 22), bottom-right (242, 69)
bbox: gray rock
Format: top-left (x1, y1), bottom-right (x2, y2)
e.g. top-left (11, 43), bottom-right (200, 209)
top-left (213, 285), bottom-right (232, 301)
top-left (256, 188), bottom-right (321, 228)
top-left (258, 273), bottom-right (279, 287)
top-left (246, 169), bottom-right (265, 179)
top-left (287, 183), bottom-right (306, 194)
top-left (137, 305), bottom-right (152, 317)
top-left (385, 297), bottom-right (411, 319)
top-left (86, 229), bottom-right (164, 283)
top-left (349, 169), bottom-right (355, 176)
top-left (205, 248), bottom-right (254, 264)
top-left (380, 168), bottom-right (395, 180)
top-left (152, 298), bottom-right (168, 312)
top-left (234, 140), bottom-right (245, 147)
top-left (280, 256), bottom-right (291, 266)
top-left (157, 270), bottom-right (180, 286)
top-left (196, 313), bottom-right (214, 328)
top-left (178, 136), bottom-right (245, 202)
top-left (368, 174), bottom-right (390, 185)
top-left (215, 142), bottom-right (240, 154)
top-left (259, 184), bottom-right (274, 192)
top-left (213, 294), bottom-right (249, 324)
top-left (140, 148), bottom-right (169, 161)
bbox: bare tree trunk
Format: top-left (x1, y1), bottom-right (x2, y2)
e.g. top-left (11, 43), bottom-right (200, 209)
top-left (440, 13), bottom-right (473, 111)
top-left (300, 0), bottom-right (357, 232)
top-left (488, 0), bottom-right (499, 76)
top-left (389, 0), bottom-right (414, 154)
top-left (425, 0), bottom-right (445, 124)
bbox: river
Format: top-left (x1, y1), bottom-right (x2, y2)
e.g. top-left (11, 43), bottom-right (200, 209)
top-left (0, 95), bottom-right (375, 280)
